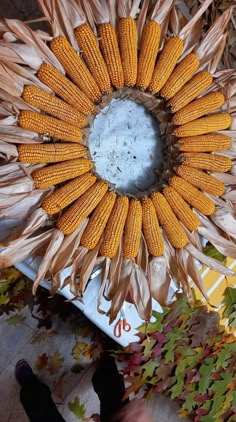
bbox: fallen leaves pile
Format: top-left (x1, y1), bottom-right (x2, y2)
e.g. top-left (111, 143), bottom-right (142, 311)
top-left (116, 293), bottom-right (236, 422)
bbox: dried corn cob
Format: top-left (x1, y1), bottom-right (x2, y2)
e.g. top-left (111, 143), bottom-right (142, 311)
top-left (170, 176), bottom-right (215, 215)
top-left (173, 92), bottom-right (225, 125)
top-left (141, 197), bottom-right (164, 257)
top-left (123, 199), bottom-right (142, 259)
top-left (151, 192), bottom-right (188, 248)
top-left (174, 113), bottom-right (232, 137)
top-left (18, 143), bottom-right (87, 163)
top-left (81, 191), bottom-right (116, 249)
top-left (57, 180), bottom-right (108, 235)
top-left (176, 164), bottom-right (225, 196)
top-left (19, 111), bottom-right (83, 143)
top-left (32, 158), bottom-right (93, 189)
top-left (168, 71), bottom-right (213, 112)
top-left (98, 23), bottom-right (124, 89)
top-left (42, 173), bottom-right (96, 215)
top-left (180, 152), bottom-right (232, 173)
top-left (37, 63), bottom-right (95, 115)
top-left (149, 37), bottom-right (184, 94)
top-left (163, 186), bottom-right (200, 231)
top-left (100, 196), bottom-right (129, 258)
top-left (136, 20), bottom-right (161, 90)
top-left (119, 18), bottom-right (138, 87)
top-left (22, 85), bottom-right (87, 128)
top-left (177, 134), bottom-right (232, 152)
top-left (161, 53), bottom-right (200, 99)
top-left (74, 24), bottom-right (111, 94)
top-left (50, 36), bottom-right (101, 103)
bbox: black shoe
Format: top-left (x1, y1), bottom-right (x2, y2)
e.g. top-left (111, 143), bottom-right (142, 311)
top-left (15, 360), bottom-right (35, 387)
top-left (92, 353), bottom-right (128, 421)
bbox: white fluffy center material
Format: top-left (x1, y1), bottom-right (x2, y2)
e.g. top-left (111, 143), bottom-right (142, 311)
top-left (89, 99), bottom-right (163, 195)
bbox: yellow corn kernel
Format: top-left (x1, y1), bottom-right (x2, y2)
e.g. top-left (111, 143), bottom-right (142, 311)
top-left (168, 71), bottom-right (213, 112)
top-left (174, 113), bottom-right (232, 137)
top-left (57, 180), bottom-right (109, 235)
top-left (173, 92), bottom-right (225, 125)
top-left (50, 36), bottom-right (101, 103)
top-left (18, 143), bottom-right (87, 163)
top-left (81, 191), bottom-right (117, 250)
top-left (149, 36), bottom-right (184, 94)
top-left (100, 196), bottom-right (129, 258)
top-left (141, 197), bottom-right (164, 257)
top-left (170, 176), bottom-right (215, 215)
top-left (176, 164), bottom-right (225, 196)
top-left (32, 158), bottom-right (93, 189)
top-left (22, 85), bottom-right (87, 128)
top-left (151, 192), bottom-right (188, 249)
top-left (42, 172), bottom-right (97, 215)
top-left (177, 134), bottom-right (232, 152)
top-left (37, 63), bottom-right (95, 115)
top-left (119, 18), bottom-right (138, 87)
top-left (18, 111), bottom-right (83, 143)
top-left (163, 186), bottom-right (200, 231)
top-left (136, 20), bottom-right (161, 90)
top-left (180, 152), bottom-right (232, 173)
top-left (123, 199), bottom-right (142, 259)
top-left (98, 23), bottom-right (124, 90)
top-left (74, 23), bottom-right (111, 94)
top-left (161, 53), bottom-right (200, 99)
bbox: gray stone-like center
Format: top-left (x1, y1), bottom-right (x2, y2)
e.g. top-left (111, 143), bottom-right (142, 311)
top-left (89, 98), bottom-right (163, 195)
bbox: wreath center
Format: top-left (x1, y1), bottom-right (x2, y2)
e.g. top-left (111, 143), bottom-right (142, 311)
top-left (89, 96), bottom-right (164, 195)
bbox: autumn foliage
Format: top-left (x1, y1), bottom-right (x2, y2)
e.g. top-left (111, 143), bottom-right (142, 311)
top-left (116, 294), bottom-right (236, 421)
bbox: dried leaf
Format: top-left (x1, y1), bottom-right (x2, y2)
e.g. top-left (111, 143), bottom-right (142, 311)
top-left (47, 351), bottom-right (64, 374)
top-left (6, 313), bottom-right (25, 325)
top-left (68, 396), bottom-right (86, 420)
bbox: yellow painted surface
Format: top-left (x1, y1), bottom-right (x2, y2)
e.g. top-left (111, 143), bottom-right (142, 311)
top-left (192, 258), bottom-right (236, 328)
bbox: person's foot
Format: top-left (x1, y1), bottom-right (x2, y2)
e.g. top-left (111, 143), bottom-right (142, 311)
top-left (15, 360), bottom-right (35, 387)
top-left (92, 353), bottom-right (128, 421)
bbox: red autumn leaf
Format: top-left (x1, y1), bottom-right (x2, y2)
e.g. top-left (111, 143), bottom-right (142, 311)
top-left (194, 408), bottom-right (209, 422)
top-left (210, 372), bottom-right (222, 380)
top-left (194, 393), bottom-right (209, 403)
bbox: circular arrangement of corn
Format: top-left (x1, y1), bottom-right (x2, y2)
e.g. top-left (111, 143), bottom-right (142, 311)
top-left (0, 0), bottom-right (235, 322)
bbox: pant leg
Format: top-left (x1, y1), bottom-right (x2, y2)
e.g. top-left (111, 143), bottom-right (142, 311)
top-left (20, 375), bottom-right (66, 422)
top-left (92, 355), bottom-right (128, 422)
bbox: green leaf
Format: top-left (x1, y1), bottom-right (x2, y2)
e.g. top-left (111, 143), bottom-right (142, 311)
top-left (142, 361), bottom-right (158, 379)
top-left (170, 379), bottom-right (184, 400)
top-left (215, 344), bottom-right (233, 369)
top-left (228, 311), bottom-right (236, 329)
top-left (13, 278), bottom-right (27, 294)
top-left (199, 362), bottom-right (214, 394)
top-left (139, 309), bottom-right (168, 334)
top-left (142, 339), bottom-right (156, 357)
top-left (0, 280), bottom-right (11, 294)
top-left (183, 391), bottom-right (196, 412)
top-left (68, 396), bottom-right (86, 420)
top-left (222, 287), bottom-right (236, 328)
top-left (203, 245), bottom-right (226, 262)
top-left (208, 373), bottom-right (233, 417)
top-left (164, 328), bottom-right (184, 363)
top-left (0, 292), bottom-right (10, 305)
top-left (6, 313), bottom-right (25, 325)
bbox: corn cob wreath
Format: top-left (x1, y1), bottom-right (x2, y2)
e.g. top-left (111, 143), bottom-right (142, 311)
top-left (0, 0), bottom-right (235, 323)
